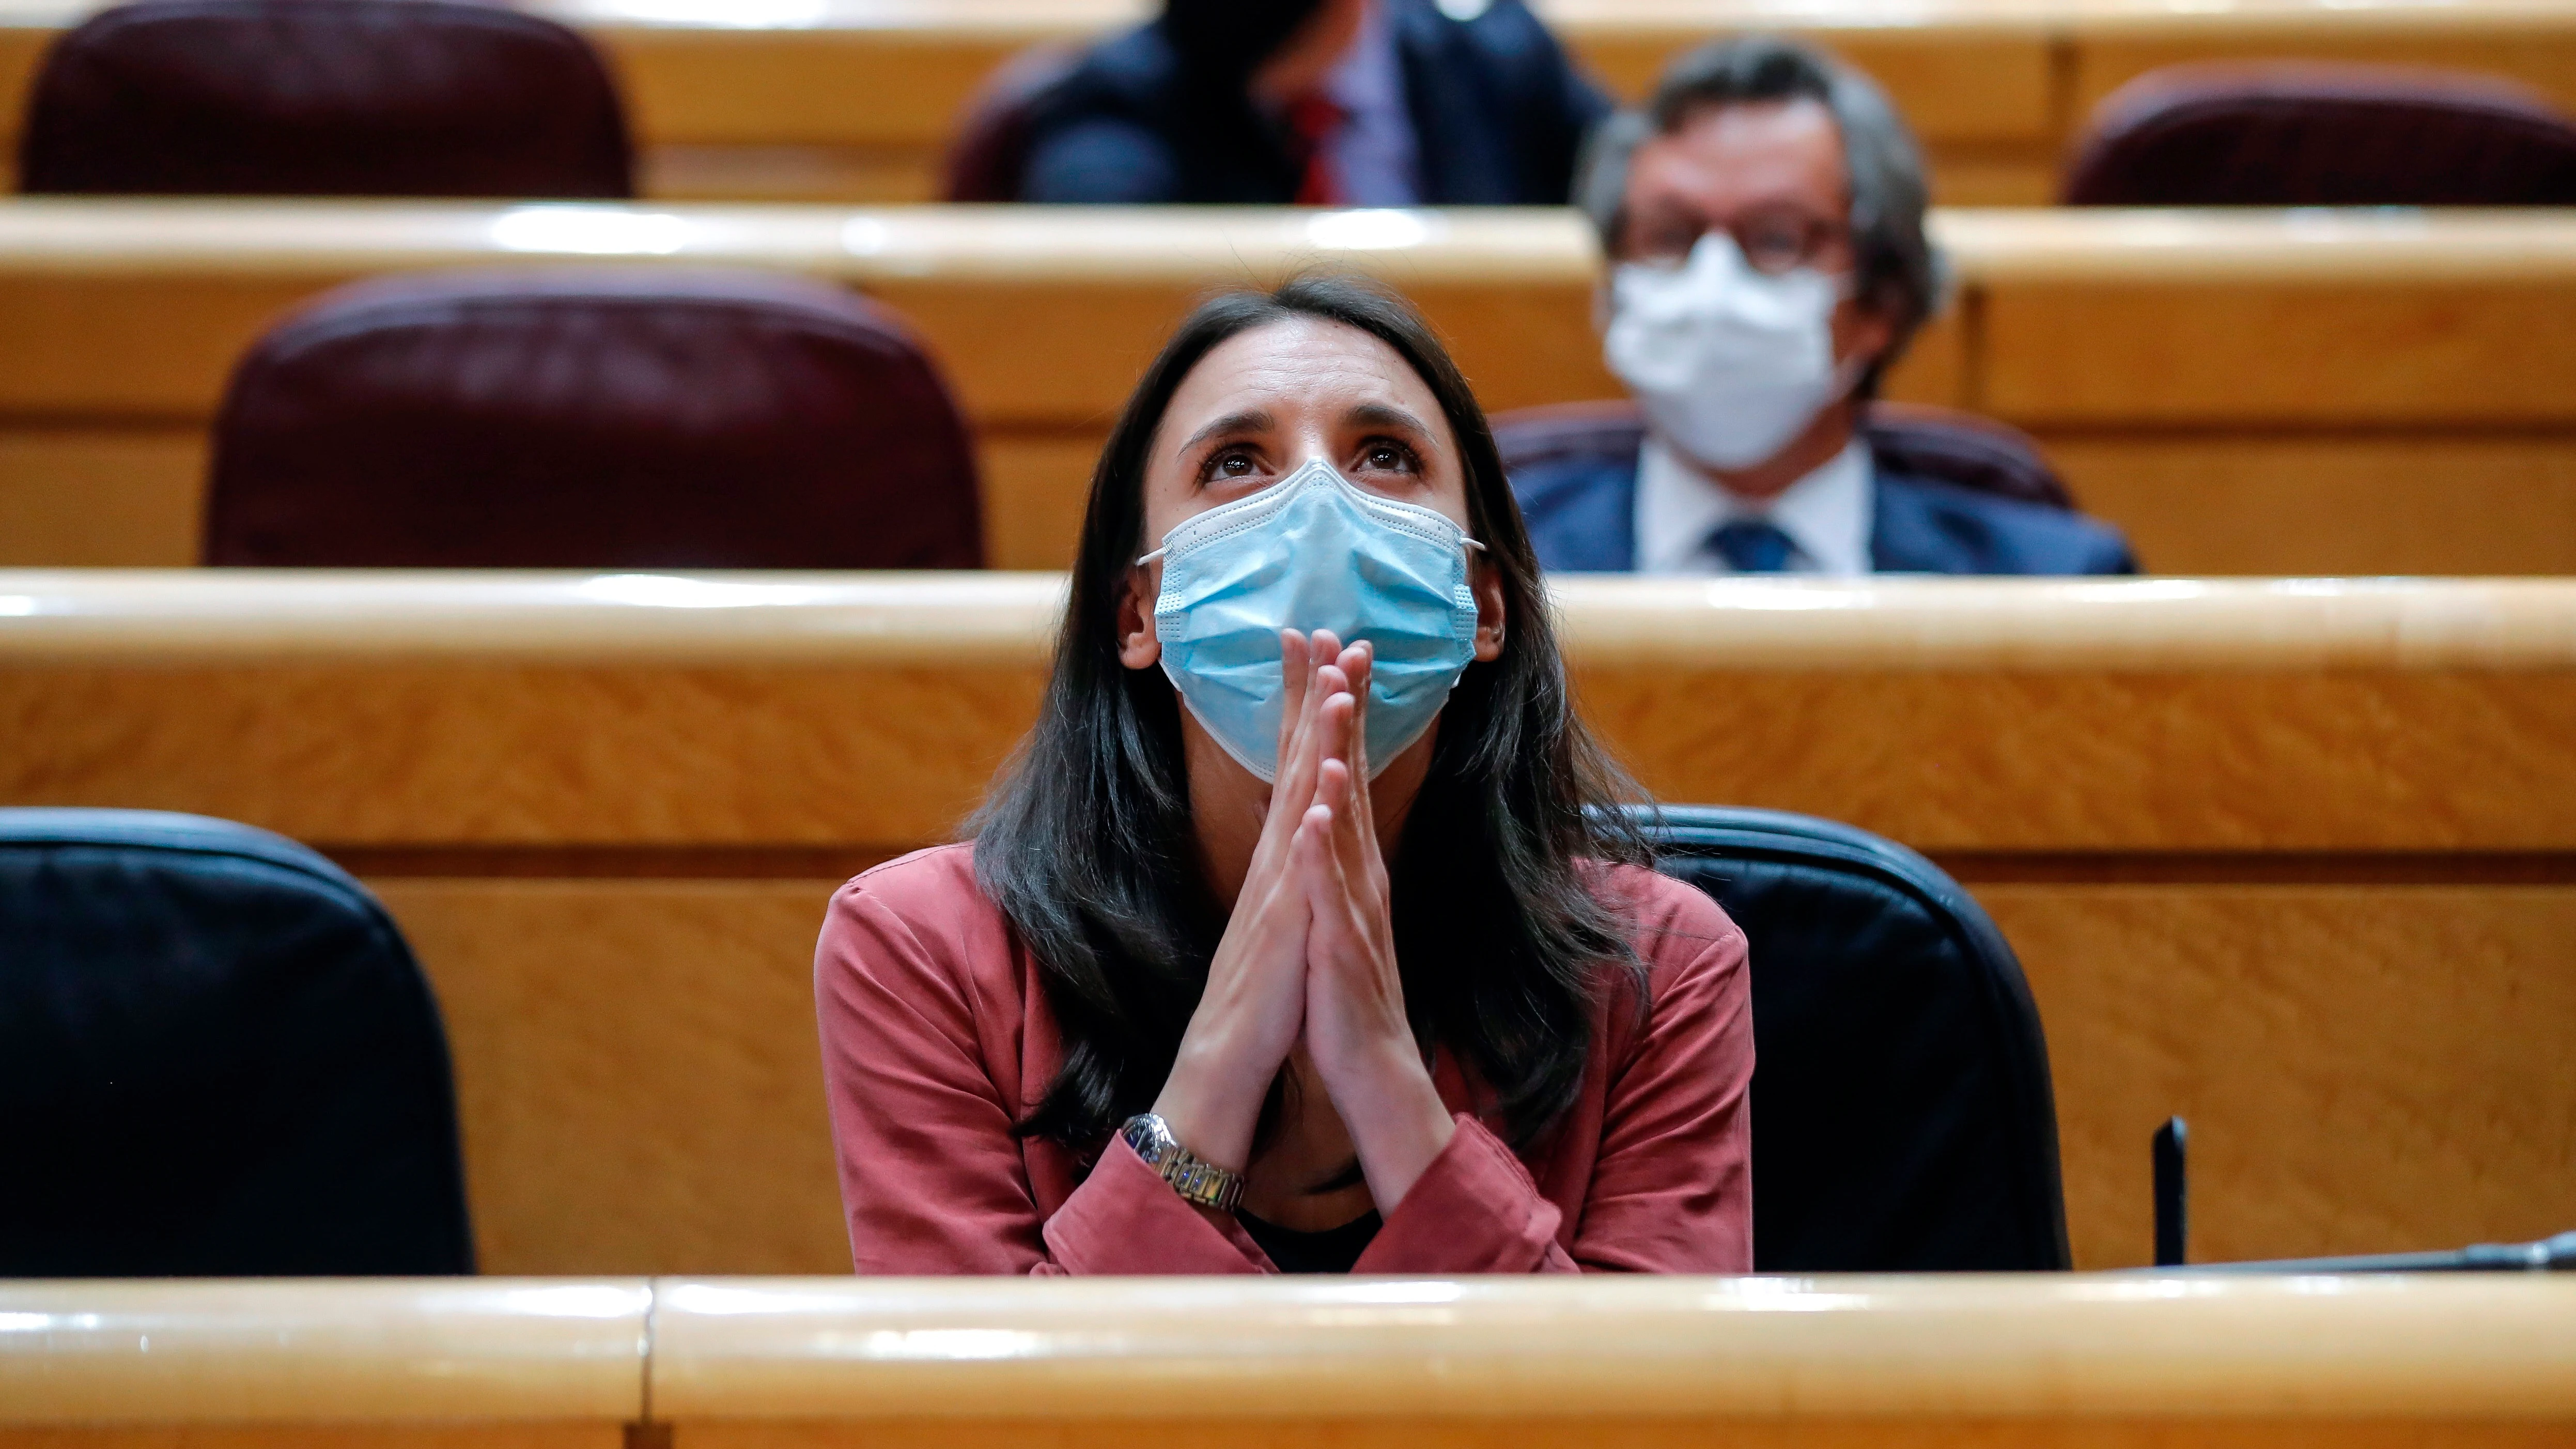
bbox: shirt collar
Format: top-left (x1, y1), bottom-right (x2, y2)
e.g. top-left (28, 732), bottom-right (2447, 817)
top-left (1633, 434), bottom-right (1875, 576)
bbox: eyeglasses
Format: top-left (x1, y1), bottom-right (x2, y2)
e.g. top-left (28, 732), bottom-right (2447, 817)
top-left (1621, 208), bottom-right (1853, 277)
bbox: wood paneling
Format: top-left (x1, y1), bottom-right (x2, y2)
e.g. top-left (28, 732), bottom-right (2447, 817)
top-left (2041, 434), bottom-right (2576, 577)
top-left (0, 429), bottom-right (203, 567)
top-left (4, 573), bottom-right (2569, 1272)
top-left (2070, 30), bottom-right (2576, 128)
top-left (377, 878), bottom-right (851, 1276)
top-left (672, 1423), bottom-right (2574, 1449)
top-left (1979, 284), bottom-right (2576, 425)
top-left (6, 202), bottom-right (2566, 574)
top-left (359, 872), bottom-right (2576, 1275)
top-left (1985, 883), bottom-right (2576, 1270)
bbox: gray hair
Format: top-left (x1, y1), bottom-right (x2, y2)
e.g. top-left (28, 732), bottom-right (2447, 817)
top-left (1574, 35), bottom-right (1942, 395)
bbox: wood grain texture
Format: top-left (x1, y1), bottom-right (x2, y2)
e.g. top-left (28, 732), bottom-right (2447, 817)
top-left (643, 1275), bottom-right (2576, 1419)
top-left (0, 430), bottom-right (203, 567)
top-left (2040, 434), bottom-right (2576, 576)
top-left (1978, 284), bottom-right (2576, 425)
top-left (1984, 884), bottom-right (2576, 1269)
top-left (0, 664), bottom-right (1040, 847)
top-left (374, 879), bottom-right (852, 1276)
top-left (363, 876), bottom-right (2576, 1275)
top-left (672, 1423), bottom-right (2575, 1449)
top-left (2, 1431), bottom-right (621, 1449)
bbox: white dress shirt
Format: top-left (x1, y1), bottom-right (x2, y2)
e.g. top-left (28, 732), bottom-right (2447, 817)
top-left (1632, 434), bottom-right (1875, 576)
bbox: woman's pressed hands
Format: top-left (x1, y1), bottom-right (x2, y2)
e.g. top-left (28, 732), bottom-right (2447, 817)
top-left (1150, 628), bottom-right (1348, 1175)
top-left (1291, 644), bottom-right (1458, 1209)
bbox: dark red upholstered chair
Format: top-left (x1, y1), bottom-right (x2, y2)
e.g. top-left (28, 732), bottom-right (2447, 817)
top-left (940, 43), bottom-right (1083, 202)
top-left (2062, 61), bottom-right (2576, 206)
top-left (1492, 399), bottom-right (2076, 511)
top-left (205, 269), bottom-right (984, 569)
top-left (21, 0), bottom-right (632, 197)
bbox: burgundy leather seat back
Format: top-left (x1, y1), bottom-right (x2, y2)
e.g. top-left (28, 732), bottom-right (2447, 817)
top-left (941, 43), bottom-right (1083, 202)
top-left (2063, 61), bottom-right (2576, 206)
top-left (21, 0), bottom-right (632, 197)
top-left (206, 270), bottom-right (983, 569)
top-left (1492, 399), bottom-right (2076, 511)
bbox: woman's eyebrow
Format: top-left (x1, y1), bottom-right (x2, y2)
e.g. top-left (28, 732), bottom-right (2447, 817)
top-left (1346, 401), bottom-right (1431, 436)
top-left (1179, 408), bottom-right (1273, 453)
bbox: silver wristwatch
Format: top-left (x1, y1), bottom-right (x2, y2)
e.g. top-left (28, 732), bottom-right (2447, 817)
top-left (1120, 1112), bottom-right (1245, 1213)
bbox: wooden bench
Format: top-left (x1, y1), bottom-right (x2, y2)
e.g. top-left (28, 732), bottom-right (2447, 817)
top-left (10, 1276), bottom-right (2572, 1449)
top-left (1, 569), bottom-right (2568, 1274)
top-left (648, 1275), bottom-right (2576, 1449)
top-left (0, 1277), bottom-right (648, 1449)
top-left (7, 0), bottom-right (2576, 205)
top-left (0, 201), bottom-right (2570, 576)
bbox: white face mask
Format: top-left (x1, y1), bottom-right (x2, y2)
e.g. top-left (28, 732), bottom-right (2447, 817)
top-left (1602, 232), bottom-right (1859, 471)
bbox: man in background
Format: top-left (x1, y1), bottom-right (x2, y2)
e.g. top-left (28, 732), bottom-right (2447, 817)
top-left (1021, 0), bottom-right (1606, 206)
top-left (1516, 36), bottom-right (2136, 574)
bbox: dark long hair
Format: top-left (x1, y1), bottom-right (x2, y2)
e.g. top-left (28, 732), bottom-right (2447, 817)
top-left (970, 275), bottom-right (1651, 1152)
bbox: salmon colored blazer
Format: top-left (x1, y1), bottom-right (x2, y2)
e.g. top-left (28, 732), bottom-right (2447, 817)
top-left (814, 843), bottom-right (1753, 1274)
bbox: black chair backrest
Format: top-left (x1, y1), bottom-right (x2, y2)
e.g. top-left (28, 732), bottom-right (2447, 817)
top-left (1639, 805), bottom-right (2071, 1271)
top-left (0, 809), bottom-right (474, 1275)
top-left (20, 0), bottom-right (633, 198)
top-left (1492, 399), bottom-right (2078, 511)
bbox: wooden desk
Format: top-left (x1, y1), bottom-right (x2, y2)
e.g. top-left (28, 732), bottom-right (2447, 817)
top-left (648, 1276), bottom-right (2576, 1448)
top-left (0, 1278), bottom-right (649, 1449)
top-left (3, 201), bottom-right (2574, 575)
top-left (9, 1277), bottom-right (2571, 1449)
top-left (7, 0), bottom-right (2576, 206)
top-left (1, 570), bottom-right (2569, 1275)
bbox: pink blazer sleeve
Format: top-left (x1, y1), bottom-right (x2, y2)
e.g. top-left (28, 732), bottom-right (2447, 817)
top-left (1352, 898), bottom-right (1753, 1274)
top-left (816, 868), bottom-right (1280, 1273)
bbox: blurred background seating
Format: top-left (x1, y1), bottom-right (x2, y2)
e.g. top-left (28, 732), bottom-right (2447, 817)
top-left (205, 268), bottom-right (983, 569)
top-left (2064, 61), bottom-right (2576, 205)
top-left (0, 808), bottom-right (473, 1277)
top-left (20, 0), bottom-right (633, 198)
top-left (1495, 399), bottom-right (2084, 521)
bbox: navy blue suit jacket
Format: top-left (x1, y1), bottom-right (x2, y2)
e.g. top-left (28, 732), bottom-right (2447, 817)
top-left (1021, 0), bottom-right (1609, 205)
top-left (1512, 445), bottom-right (2139, 575)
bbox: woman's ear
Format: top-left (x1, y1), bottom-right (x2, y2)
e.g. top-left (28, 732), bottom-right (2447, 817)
top-left (1470, 554), bottom-right (1507, 663)
top-left (1116, 563), bottom-right (1162, 669)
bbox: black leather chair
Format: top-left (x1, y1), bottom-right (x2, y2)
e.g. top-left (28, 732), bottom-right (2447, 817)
top-left (1494, 399), bottom-right (2080, 511)
top-left (205, 268), bottom-right (984, 569)
top-left (1638, 805), bottom-right (2071, 1271)
top-left (0, 809), bottom-right (474, 1275)
top-left (20, 0), bottom-right (632, 198)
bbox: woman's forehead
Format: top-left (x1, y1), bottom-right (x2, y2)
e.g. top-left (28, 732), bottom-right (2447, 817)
top-left (1167, 316), bottom-right (1442, 428)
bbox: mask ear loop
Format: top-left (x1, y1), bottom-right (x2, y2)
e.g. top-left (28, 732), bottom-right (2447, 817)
top-left (1136, 547), bottom-right (1166, 565)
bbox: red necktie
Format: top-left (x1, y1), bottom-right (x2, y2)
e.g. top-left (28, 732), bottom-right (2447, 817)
top-left (1285, 92), bottom-right (1346, 206)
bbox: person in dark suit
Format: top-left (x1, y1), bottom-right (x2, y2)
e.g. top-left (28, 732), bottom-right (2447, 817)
top-left (1020, 0), bottom-right (1608, 206)
top-left (1517, 37), bottom-right (2136, 575)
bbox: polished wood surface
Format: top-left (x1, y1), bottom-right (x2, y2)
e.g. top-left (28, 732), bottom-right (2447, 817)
top-left (3, 202), bottom-right (2574, 572)
top-left (7, 0), bottom-right (2576, 204)
top-left (0, 1279), bottom-right (649, 1423)
top-left (8, 1276), bottom-right (2572, 1449)
top-left (646, 1275), bottom-right (2576, 1420)
top-left (3, 571), bottom-right (2573, 1273)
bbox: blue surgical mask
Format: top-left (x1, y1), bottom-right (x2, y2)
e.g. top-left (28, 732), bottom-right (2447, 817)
top-left (1140, 458), bottom-right (1484, 783)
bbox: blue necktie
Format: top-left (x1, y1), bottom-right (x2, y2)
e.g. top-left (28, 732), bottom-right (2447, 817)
top-left (1705, 519), bottom-right (1797, 573)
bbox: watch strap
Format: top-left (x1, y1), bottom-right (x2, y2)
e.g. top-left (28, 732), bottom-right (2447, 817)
top-left (1120, 1112), bottom-right (1246, 1213)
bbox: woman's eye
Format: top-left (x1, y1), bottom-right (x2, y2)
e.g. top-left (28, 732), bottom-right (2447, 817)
top-left (1357, 441), bottom-right (1418, 474)
top-left (1199, 448), bottom-right (1260, 483)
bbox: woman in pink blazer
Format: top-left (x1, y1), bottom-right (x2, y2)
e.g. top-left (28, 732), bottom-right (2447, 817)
top-left (815, 275), bottom-right (1752, 1274)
